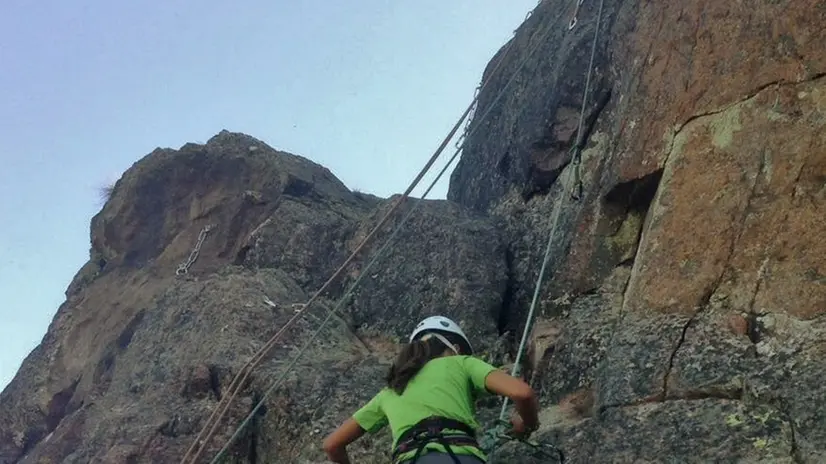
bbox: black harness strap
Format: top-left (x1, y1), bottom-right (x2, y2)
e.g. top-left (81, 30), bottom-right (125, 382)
top-left (392, 416), bottom-right (480, 464)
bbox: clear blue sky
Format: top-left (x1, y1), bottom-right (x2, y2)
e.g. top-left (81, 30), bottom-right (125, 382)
top-left (0, 0), bottom-right (537, 389)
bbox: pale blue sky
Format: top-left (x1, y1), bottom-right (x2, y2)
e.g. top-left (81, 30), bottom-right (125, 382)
top-left (0, 0), bottom-right (537, 389)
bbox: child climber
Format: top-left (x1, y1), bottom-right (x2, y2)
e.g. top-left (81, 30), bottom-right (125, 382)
top-left (323, 315), bottom-right (540, 464)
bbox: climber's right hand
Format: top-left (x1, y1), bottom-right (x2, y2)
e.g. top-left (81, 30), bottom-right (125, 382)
top-left (509, 413), bottom-right (537, 440)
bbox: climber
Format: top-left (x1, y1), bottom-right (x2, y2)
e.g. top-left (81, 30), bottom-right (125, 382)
top-left (322, 316), bottom-right (540, 464)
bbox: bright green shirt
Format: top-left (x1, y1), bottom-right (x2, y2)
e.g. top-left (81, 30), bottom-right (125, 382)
top-left (352, 355), bottom-right (498, 463)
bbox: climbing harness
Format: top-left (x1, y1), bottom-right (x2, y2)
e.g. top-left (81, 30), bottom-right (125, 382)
top-left (392, 417), bottom-right (479, 464)
top-left (175, 224), bottom-right (215, 275)
top-left (568, 0), bottom-right (586, 30)
top-left (392, 418), bottom-right (564, 464)
top-left (189, 1), bottom-right (597, 462)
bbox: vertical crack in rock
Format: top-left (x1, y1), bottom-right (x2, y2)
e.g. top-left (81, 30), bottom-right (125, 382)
top-left (248, 424), bottom-right (258, 464)
top-left (498, 247), bottom-right (518, 335)
top-left (751, 394), bottom-right (805, 464)
top-left (605, 169), bottom-right (664, 311)
top-left (744, 257), bottom-right (770, 350)
top-left (247, 391), bottom-right (267, 464)
top-left (247, 425), bottom-right (258, 464)
top-left (596, 169), bottom-right (667, 401)
top-left (594, 167), bottom-right (663, 413)
top-left (523, 87), bottom-right (613, 202)
top-left (45, 377), bottom-right (81, 433)
top-left (789, 413), bottom-right (803, 464)
top-left (209, 365), bottom-right (222, 401)
top-left (575, 87), bottom-right (614, 155)
top-left (234, 245), bottom-right (251, 265)
top-left (661, 308), bottom-right (703, 400)
top-left (703, 143), bottom-right (767, 309)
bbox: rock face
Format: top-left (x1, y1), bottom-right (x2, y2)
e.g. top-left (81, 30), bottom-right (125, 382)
top-left (0, 131), bottom-right (509, 464)
top-left (450, 0), bottom-right (826, 462)
top-left (2, 1), bottom-right (826, 463)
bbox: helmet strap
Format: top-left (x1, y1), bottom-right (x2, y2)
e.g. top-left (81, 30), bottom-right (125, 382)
top-left (419, 332), bottom-right (459, 355)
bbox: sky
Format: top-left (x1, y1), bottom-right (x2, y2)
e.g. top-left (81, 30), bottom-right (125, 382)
top-left (0, 0), bottom-right (538, 390)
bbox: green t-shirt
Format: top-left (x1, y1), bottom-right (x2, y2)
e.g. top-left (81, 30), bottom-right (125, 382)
top-left (352, 355), bottom-right (497, 463)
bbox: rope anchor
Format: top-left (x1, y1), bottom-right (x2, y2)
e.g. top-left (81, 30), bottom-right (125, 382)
top-left (175, 224), bottom-right (216, 276)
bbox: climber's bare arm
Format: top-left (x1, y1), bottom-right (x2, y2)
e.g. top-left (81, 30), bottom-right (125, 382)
top-left (322, 418), bottom-right (365, 464)
top-left (484, 370), bottom-right (540, 431)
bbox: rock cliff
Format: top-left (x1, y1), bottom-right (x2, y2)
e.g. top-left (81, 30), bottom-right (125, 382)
top-left (2, 1), bottom-right (825, 463)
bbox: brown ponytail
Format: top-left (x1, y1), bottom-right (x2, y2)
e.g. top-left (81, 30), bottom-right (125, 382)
top-left (385, 331), bottom-right (467, 394)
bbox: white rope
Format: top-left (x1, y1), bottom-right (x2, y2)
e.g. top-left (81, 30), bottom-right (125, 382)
top-left (205, 2), bottom-right (569, 461)
top-left (497, 0), bottom-right (605, 425)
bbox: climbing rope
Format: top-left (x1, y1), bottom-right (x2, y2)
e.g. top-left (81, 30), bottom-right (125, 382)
top-left (455, 85), bottom-right (481, 151)
top-left (454, 2), bottom-right (540, 152)
top-left (182, 9), bottom-right (541, 463)
top-left (200, 3), bottom-right (571, 463)
top-left (181, 99), bottom-right (471, 463)
top-left (208, 139), bottom-right (462, 464)
top-left (480, 419), bottom-right (565, 463)
top-left (176, 224), bottom-right (216, 276)
top-left (570, 0), bottom-right (603, 200)
top-left (488, 0), bottom-right (604, 462)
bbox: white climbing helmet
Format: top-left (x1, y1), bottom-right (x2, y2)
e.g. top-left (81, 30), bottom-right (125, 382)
top-left (409, 315), bottom-right (473, 355)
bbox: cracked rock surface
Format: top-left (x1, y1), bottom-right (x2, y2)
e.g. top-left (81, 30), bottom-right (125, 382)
top-left (2, 0), bottom-right (826, 463)
top-left (450, 0), bottom-right (826, 462)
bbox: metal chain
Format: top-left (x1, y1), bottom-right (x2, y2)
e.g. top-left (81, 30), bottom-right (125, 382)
top-left (175, 224), bottom-right (216, 276)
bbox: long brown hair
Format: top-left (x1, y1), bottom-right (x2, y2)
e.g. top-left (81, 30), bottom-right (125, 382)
top-left (385, 331), bottom-right (467, 394)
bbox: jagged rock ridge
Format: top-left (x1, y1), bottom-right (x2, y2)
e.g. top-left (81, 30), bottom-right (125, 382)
top-left (3, 0), bottom-right (826, 463)
top-left (0, 129), bottom-right (510, 463)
